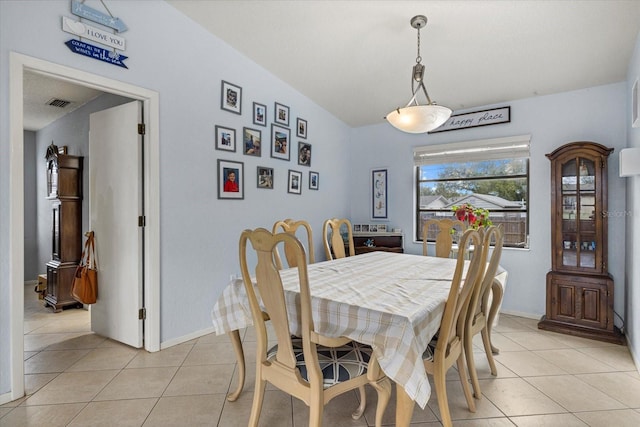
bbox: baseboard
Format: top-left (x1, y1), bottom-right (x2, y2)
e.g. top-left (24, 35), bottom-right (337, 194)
top-left (160, 326), bottom-right (216, 350)
top-left (0, 390), bottom-right (17, 406)
top-left (500, 309), bottom-right (541, 320)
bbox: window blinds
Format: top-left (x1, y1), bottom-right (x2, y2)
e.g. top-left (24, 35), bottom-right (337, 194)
top-left (413, 134), bottom-right (531, 166)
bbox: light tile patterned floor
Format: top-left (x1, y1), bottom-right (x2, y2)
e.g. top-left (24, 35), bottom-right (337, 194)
top-left (2, 284), bottom-right (640, 426)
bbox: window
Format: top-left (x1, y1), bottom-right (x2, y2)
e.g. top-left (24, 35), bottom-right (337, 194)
top-left (415, 135), bottom-right (530, 248)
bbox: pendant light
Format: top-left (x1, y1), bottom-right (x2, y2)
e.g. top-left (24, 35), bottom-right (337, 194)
top-left (385, 15), bottom-right (452, 134)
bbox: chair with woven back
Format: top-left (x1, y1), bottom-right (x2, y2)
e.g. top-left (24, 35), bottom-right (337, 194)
top-left (422, 218), bottom-right (467, 258)
top-left (322, 218), bottom-right (354, 260)
top-left (464, 224), bottom-right (504, 400)
top-left (239, 228), bottom-right (391, 427)
top-left (421, 227), bottom-right (485, 427)
top-left (272, 218), bottom-right (315, 269)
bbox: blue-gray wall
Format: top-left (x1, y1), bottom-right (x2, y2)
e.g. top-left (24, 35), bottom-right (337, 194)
top-left (2, 0), bottom-right (639, 398)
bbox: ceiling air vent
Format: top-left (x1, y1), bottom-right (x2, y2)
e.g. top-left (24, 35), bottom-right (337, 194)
top-left (46, 98), bottom-right (72, 108)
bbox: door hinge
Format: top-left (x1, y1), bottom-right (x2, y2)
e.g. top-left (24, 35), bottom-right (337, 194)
top-left (138, 123), bottom-right (146, 135)
top-left (138, 216), bottom-right (146, 227)
top-left (138, 308), bottom-right (146, 320)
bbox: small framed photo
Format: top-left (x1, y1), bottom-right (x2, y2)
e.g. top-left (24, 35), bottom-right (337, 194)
top-left (372, 168), bottom-right (388, 219)
top-left (378, 224), bottom-right (387, 232)
top-left (287, 169), bottom-right (302, 195)
top-left (215, 125), bottom-right (236, 152)
top-left (353, 224), bottom-right (362, 232)
top-left (362, 224), bottom-right (370, 232)
top-left (257, 166), bottom-right (274, 189)
top-left (271, 123), bottom-right (291, 161)
top-left (309, 171), bottom-right (319, 190)
top-left (242, 127), bottom-right (262, 156)
top-left (253, 102), bottom-right (267, 127)
top-left (370, 224), bottom-right (378, 232)
top-left (296, 117), bottom-right (308, 138)
top-left (274, 102), bottom-right (290, 126)
top-left (221, 80), bottom-right (242, 115)
top-left (218, 159), bottom-right (244, 200)
top-left (298, 141), bottom-right (312, 166)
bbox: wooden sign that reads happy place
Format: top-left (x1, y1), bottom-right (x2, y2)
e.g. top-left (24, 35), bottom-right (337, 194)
top-left (429, 106), bottom-right (510, 133)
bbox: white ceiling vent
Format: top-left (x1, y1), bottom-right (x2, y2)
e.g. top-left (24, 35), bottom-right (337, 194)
top-left (46, 98), bottom-right (72, 108)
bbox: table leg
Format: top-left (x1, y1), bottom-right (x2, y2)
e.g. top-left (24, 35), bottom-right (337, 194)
top-left (226, 329), bottom-right (245, 402)
top-left (488, 281), bottom-right (504, 355)
top-left (395, 384), bottom-right (415, 427)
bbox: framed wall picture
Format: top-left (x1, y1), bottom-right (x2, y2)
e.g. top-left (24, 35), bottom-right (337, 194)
top-left (274, 102), bottom-right (290, 126)
top-left (296, 117), bottom-right (308, 138)
top-left (372, 168), bottom-right (388, 219)
top-left (353, 224), bottom-right (361, 232)
top-left (242, 127), bottom-right (262, 156)
top-left (298, 141), bottom-right (312, 166)
top-left (270, 123), bottom-right (291, 161)
top-left (309, 171), bottom-right (319, 190)
top-left (253, 102), bottom-right (267, 126)
top-left (287, 169), bottom-right (302, 195)
top-left (220, 80), bottom-right (242, 115)
top-left (215, 125), bottom-right (236, 152)
top-left (257, 166), bottom-right (274, 189)
top-left (218, 159), bottom-right (244, 199)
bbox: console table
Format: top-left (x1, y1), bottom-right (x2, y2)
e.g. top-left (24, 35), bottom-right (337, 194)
top-left (352, 232), bottom-right (404, 254)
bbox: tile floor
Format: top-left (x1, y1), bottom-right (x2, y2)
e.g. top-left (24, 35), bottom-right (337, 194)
top-left (2, 284), bottom-right (640, 426)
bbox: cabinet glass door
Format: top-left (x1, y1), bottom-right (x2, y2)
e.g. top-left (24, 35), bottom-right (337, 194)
top-left (560, 157), bottom-right (596, 269)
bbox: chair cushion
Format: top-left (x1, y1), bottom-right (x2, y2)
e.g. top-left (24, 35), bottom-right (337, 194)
top-left (267, 338), bottom-right (372, 389)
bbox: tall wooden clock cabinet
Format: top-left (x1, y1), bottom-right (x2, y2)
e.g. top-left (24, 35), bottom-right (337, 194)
top-left (44, 147), bottom-right (84, 312)
top-left (538, 141), bottom-right (624, 344)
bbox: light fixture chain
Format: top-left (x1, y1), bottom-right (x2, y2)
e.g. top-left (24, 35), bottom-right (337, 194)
top-left (416, 26), bottom-right (422, 63)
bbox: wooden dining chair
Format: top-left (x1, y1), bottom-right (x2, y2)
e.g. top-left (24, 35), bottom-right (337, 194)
top-left (464, 225), bottom-right (504, 400)
top-left (239, 228), bottom-right (391, 427)
top-left (422, 227), bottom-right (484, 427)
top-left (422, 218), bottom-right (466, 258)
top-left (272, 218), bottom-right (315, 269)
top-left (322, 218), bottom-right (354, 260)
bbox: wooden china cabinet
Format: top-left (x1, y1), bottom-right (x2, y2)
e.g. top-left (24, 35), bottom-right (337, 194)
top-left (44, 145), bottom-right (84, 312)
top-left (538, 141), bottom-right (624, 344)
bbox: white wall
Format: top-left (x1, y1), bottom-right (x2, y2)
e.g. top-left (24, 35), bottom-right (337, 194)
top-left (0, 0), bottom-right (351, 395)
top-left (349, 83), bottom-right (628, 322)
top-left (625, 31), bottom-right (640, 367)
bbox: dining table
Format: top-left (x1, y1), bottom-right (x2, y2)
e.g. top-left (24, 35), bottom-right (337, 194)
top-left (211, 250), bottom-right (507, 426)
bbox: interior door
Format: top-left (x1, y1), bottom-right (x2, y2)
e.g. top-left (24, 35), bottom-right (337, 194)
top-left (89, 100), bottom-right (143, 348)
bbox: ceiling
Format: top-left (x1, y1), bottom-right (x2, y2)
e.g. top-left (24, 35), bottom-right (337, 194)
top-left (23, 1), bottom-right (640, 131)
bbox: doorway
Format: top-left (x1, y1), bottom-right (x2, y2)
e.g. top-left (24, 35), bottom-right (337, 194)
top-left (9, 52), bottom-right (160, 402)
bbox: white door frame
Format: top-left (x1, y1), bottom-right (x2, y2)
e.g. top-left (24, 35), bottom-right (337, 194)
top-left (8, 52), bottom-right (160, 401)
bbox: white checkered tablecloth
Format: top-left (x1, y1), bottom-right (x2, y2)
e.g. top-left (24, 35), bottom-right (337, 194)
top-left (211, 251), bottom-right (504, 409)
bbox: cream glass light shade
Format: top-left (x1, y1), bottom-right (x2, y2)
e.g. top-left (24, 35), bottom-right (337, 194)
top-left (386, 104), bottom-right (452, 134)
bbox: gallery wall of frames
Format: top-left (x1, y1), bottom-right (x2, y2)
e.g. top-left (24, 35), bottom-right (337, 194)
top-left (217, 80), bottom-right (318, 200)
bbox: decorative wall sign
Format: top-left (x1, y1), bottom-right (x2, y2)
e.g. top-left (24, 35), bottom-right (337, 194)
top-left (372, 168), bottom-right (388, 219)
top-left (429, 106), bottom-right (511, 133)
top-left (71, 0), bottom-right (128, 32)
top-left (65, 40), bottom-right (128, 68)
top-left (62, 16), bottom-right (125, 50)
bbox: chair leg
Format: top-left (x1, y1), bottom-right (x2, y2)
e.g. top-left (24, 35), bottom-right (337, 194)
top-left (351, 385), bottom-right (366, 419)
top-left (456, 356), bottom-right (476, 413)
top-left (248, 376), bottom-right (266, 427)
top-left (464, 327), bottom-right (482, 400)
top-left (369, 377), bottom-right (392, 427)
top-left (433, 366), bottom-right (453, 427)
top-left (227, 329), bottom-right (245, 402)
top-left (481, 326), bottom-right (498, 376)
